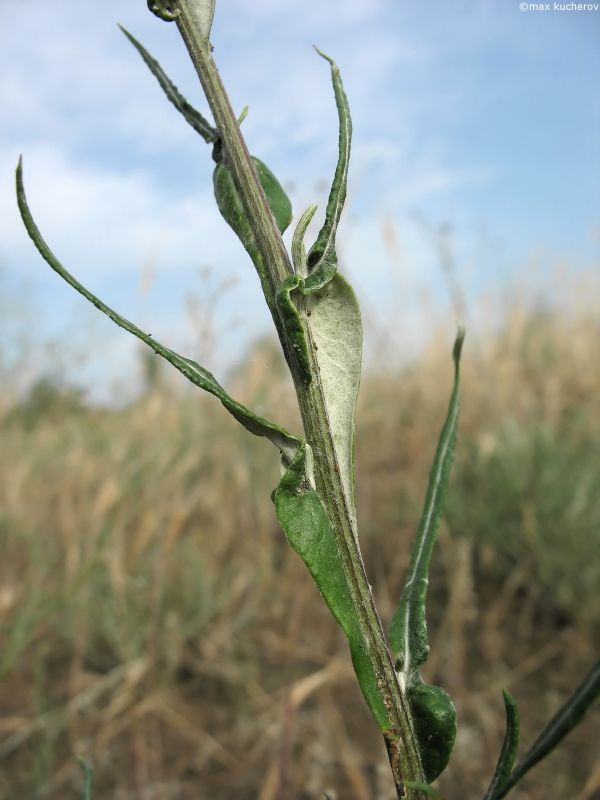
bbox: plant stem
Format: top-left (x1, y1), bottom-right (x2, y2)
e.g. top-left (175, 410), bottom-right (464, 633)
top-left (174, 2), bottom-right (425, 794)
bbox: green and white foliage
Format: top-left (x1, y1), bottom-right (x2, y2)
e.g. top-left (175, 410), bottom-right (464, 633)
top-left (16, 7), bottom-right (600, 796)
top-left (277, 50), bottom-right (362, 532)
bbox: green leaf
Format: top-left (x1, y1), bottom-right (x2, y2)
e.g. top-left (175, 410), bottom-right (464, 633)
top-left (16, 158), bottom-right (299, 465)
top-left (388, 329), bottom-right (465, 679)
top-left (483, 690), bottom-right (520, 800)
top-left (275, 275), bottom-right (311, 385)
top-left (78, 758), bottom-right (94, 800)
top-left (407, 680), bottom-right (456, 782)
top-left (305, 48), bottom-right (352, 290)
top-left (273, 444), bottom-right (389, 730)
top-left (214, 158), bottom-right (292, 241)
top-left (213, 157), bottom-right (293, 313)
top-left (120, 26), bottom-right (217, 143)
top-left (291, 204), bottom-right (318, 277)
top-left (252, 158), bottom-right (293, 235)
top-left (491, 660), bottom-right (600, 800)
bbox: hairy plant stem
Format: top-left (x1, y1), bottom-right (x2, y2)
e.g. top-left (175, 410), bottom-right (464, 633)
top-left (174, 2), bottom-right (425, 794)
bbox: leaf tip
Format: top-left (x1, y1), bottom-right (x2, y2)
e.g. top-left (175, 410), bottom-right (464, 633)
top-left (15, 155), bottom-right (25, 199)
top-left (502, 688), bottom-right (516, 706)
top-left (118, 24), bottom-right (134, 44)
top-left (453, 325), bottom-right (465, 366)
top-left (313, 45), bottom-right (337, 71)
top-left (299, 203), bottom-right (318, 229)
top-left (118, 23), bottom-right (139, 48)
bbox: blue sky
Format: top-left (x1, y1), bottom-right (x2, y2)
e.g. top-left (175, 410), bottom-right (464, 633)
top-left (1, 0), bottom-right (598, 401)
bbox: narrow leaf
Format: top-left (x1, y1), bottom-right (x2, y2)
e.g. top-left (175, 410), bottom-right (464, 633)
top-left (278, 276), bottom-right (362, 535)
top-left (389, 329), bottom-right (465, 678)
top-left (78, 758), bottom-right (94, 800)
top-left (304, 274), bottom-right (363, 526)
top-left (491, 660), bottom-right (600, 800)
top-left (483, 690), bottom-right (520, 800)
top-left (16, 158), bottom-right (299, 464)
top-left (252, 157), bottom-right (293, 235)
top-left (292, 204), bottom-right (318, 276)
top-left (275, 275), bottom-right (311, 385)
top-left (213, 157), bottom-right (292, 316)
top-left (304, 48), bottom-right (352, 292)
top-left (273, 444), bottom-right (389, 730)
top-left (120, 26), bottom-right (217, 143)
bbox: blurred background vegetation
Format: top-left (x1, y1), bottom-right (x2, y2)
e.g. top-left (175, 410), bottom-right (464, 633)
top-left (0, 257), bottom-right (599, 799)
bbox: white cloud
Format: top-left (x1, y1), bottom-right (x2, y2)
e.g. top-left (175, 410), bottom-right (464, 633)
top-left (2, 143), bottom-right (240, 278)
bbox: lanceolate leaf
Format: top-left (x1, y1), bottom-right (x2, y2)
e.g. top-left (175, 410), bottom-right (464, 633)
top-left (305, 274), bottom-right (363, 526)
top-left (16, 159), bottom-right (299, 465)
top-left (292, 204), bottom-right (318, 276)
top-left (120, 26), bottom-right (217, 143)
top-left (483, 690), bottom-right (520, 800)
top-left (389, 329), bottom-right (465, 679)
top-left (305, 48), bottom-right (352, 291)
top-left (273, 444), bottom-right (389, 730)
top-left (277, 276), bottom-right (362, 529)
top-left (214, 157), bottom-right (292, 314)
top-left (490, 660), bottom-right (600, 800)
top-left (275, 275), bottom-right (311, 384)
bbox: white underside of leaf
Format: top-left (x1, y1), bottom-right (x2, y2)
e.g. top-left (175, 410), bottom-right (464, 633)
top-left (306, 274), bottom-right (362, 530)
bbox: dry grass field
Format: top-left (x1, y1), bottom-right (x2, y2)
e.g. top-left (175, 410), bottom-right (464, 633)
top-left (1, 300), bottom-right (599, 799)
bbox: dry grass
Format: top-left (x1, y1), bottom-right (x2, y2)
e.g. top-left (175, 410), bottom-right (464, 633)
top-left (0, 305), bottom-right (599, 799)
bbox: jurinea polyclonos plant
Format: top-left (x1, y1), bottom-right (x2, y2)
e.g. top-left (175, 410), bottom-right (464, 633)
top-left (16, 1), bottom-right (599, 797)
